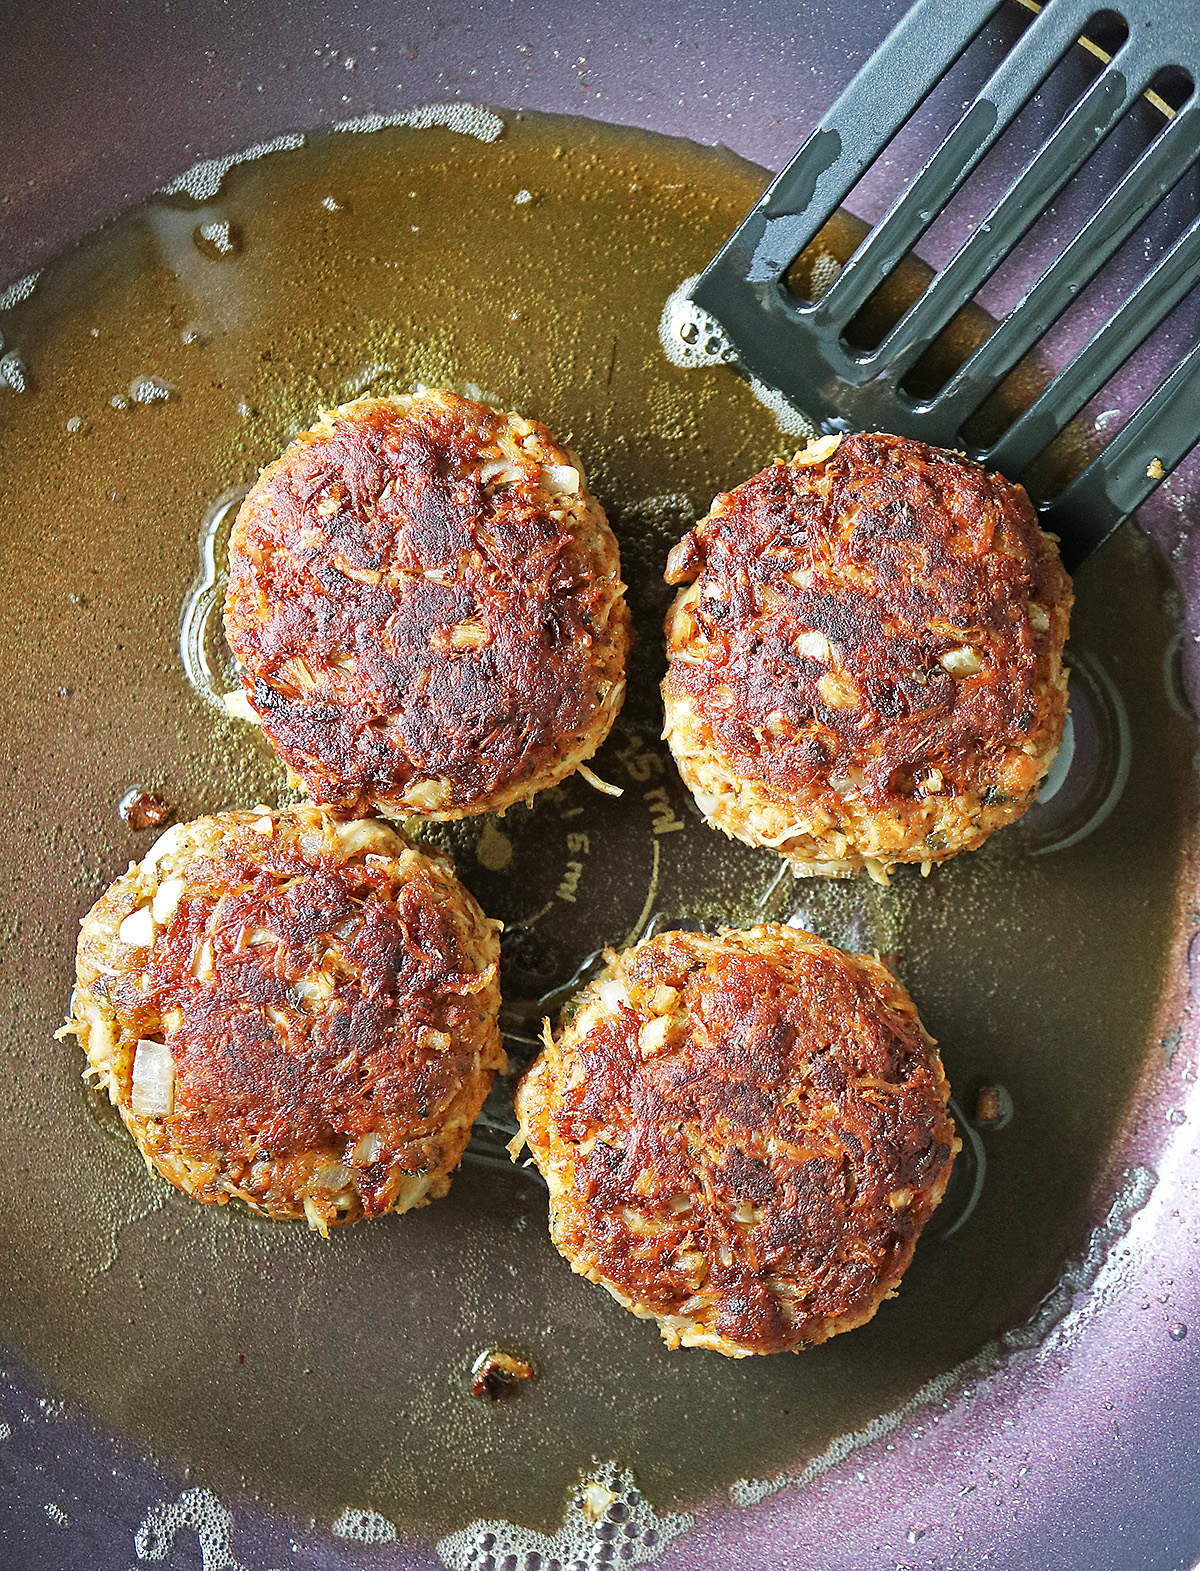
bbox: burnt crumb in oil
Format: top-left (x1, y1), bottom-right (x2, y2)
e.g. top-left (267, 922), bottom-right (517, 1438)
top-left (973, 1084), bottom-right (1014, 1130)
top-left (119, 786), bottom-right (172, 831)
top-left (470, 1348), bottom-right (535, 1401)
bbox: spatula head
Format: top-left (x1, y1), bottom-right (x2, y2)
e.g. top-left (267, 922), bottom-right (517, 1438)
top-left (690, 0), bottom-right (1200, 570)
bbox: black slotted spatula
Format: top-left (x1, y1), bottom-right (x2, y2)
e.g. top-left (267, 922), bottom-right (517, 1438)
top-left (689, 0), bottom-right (1200, 570)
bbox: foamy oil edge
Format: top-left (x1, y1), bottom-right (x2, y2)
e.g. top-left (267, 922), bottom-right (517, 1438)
top-left (158, 103), bottom-right (503, 208)
top-left (658, 274), bottom-right (816, 443)
top-left (729, 1162), bottom-right (1157, 1507)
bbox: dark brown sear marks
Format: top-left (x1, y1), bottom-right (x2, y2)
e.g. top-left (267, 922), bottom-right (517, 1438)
top-left (95, 819), bottom-right (498, 1201)
top-left (224, 393), bottom-right (629, 814)
top-left (663, 433), bottom-right (1072, 810)
top-left (531, 929), bottom-right (955, 1355)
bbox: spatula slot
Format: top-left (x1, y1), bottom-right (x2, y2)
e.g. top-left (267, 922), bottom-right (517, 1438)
top-left (892, 56), bottom-right (1186, 411)
top-left (689, 0), bottom-right (1200, 563)
top-left (784, 4), bottom-right (1035, 314)
top-left (865, 24), bottom-right (1139, 384)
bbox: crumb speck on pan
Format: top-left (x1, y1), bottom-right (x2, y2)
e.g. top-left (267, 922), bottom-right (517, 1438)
top-left (973, 1083), bottom-right (1013, 1130)
top-left (515, 924), bottom-right (958, 1356)
top-left (661, 433), bottom-right (1072, 880)
top-left (224, 390), bottom-right (631, 819)
top-left (60, 805), bottom-right (503, 1232)
top-left (470, 1348), bottom-right (535, 1399)
top-left (119, 787), bottom-right (172, 831)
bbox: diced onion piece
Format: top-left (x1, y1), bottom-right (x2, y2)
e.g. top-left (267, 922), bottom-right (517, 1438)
top-left (479, 457), bottom-right (525, 487)
top-left (578, 764), bottom-right (623, 797)
top-left (333, 817), bottom-right (401, 860)
top-left (541, 462), bottom-right (580, 494)
top-left (598, 978), bottom-right (628, 1012)
top-left (940, 645), bottom-right (982, 677)
top-left (331, 556), bottom-right (383, 586)
top-left (793, 631), bottom-right (831, 662)
top-left (313, 1162), bottom-right (351, 1192)
top-left (818, 670), bottom-right (859, 709)
top-left (830, 768), bottom-right (864, 799)
top-left (403, 777), bottom-right (452, 810)
top-left (80, 1005), bottom-right (117, 1083)
top-left (638, 1015), bottom-right (672, 1057)
top-left (144, 822), bottom-right (186, 870)
top-left (292, 973), bottom-right (332, 1010)
top-left (151, 877), bottom-right (186, 926)
top-left (664, 536), bottom-right (700, 585)
top-left (447, 617), bottom-right (488, 650)
top-left (223, 690), bottom-right (260, 724)
top-left (350, 1131), bottom-right (384, 1166)
top-left (392, 1172), bottom-right (434, 1212)
top-left (1029, 603), bottom-right (1050, 632)
top-left (118, 906), bottom-right (156, 947)
top-left (583, 1483), bottom-right (617, 1523)
top-left (793, 433), bottom-right (842, 467)
top-left (130, 1039), bottom-right (176, 1116)
top-left (506, 1129), bottom-right (528, 1161)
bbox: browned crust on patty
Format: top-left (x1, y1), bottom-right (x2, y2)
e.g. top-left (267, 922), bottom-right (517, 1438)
top-left (224, 391), bottom-right (631, 817)
top-left (662, 433), bottom-right (1072, 877)
top-left (63, 807), bottom-right (503, 1231)
top-left (515, 925), bottom-right (958, 1355)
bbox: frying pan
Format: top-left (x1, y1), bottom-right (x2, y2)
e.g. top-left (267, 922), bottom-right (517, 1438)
top-left (1, 2), bottom-right (1199, 1568)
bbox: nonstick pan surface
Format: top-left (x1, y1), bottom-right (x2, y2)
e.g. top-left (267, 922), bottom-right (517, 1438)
top-left (2, 3), bottom-right (1200, 1568)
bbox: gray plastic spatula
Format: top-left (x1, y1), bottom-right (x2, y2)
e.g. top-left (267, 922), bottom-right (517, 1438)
top-left (689, 0), bottom-right (1200, 570)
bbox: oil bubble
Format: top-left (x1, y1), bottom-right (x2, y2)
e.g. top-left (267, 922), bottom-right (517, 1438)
top-left (333, 103), bottom-right (504, 143)
top-left (437, 1465), bottom-right (691, 1571)
top-left (0, 270), bottom-right (39, 311)
top-left (129, 375), bottom-right (172, 404)
top-left (0, 351), bottom-right (28, 392)
top-left (332, 1506), bottom-right (398, 1543)
top-left (160, 133), bottom-right (305, 202)
top-left (658, 274), bottom-right (816, 440)
top-left (1169, 1322), bottom-right (1188, 1340)
top-left (193, 219), bottom-right (241, 259)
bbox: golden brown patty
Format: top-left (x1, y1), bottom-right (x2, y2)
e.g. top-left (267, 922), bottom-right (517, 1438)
top-left (662, 433), bottom-right (1073, 879)
top-left (224, 390), bottom-right (631, 818)
top-left (514, 924), bottom-right (957, 1356)
top-left (62, 806), bottom-right (503, 1232)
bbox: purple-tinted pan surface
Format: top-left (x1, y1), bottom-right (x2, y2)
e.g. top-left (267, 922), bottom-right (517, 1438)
top-left (1, 3), bottom-right (1199, 1568)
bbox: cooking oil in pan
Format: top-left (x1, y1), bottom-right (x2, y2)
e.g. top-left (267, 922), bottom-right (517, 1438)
top-left (0, 109), bottom-right (1194, 1535)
